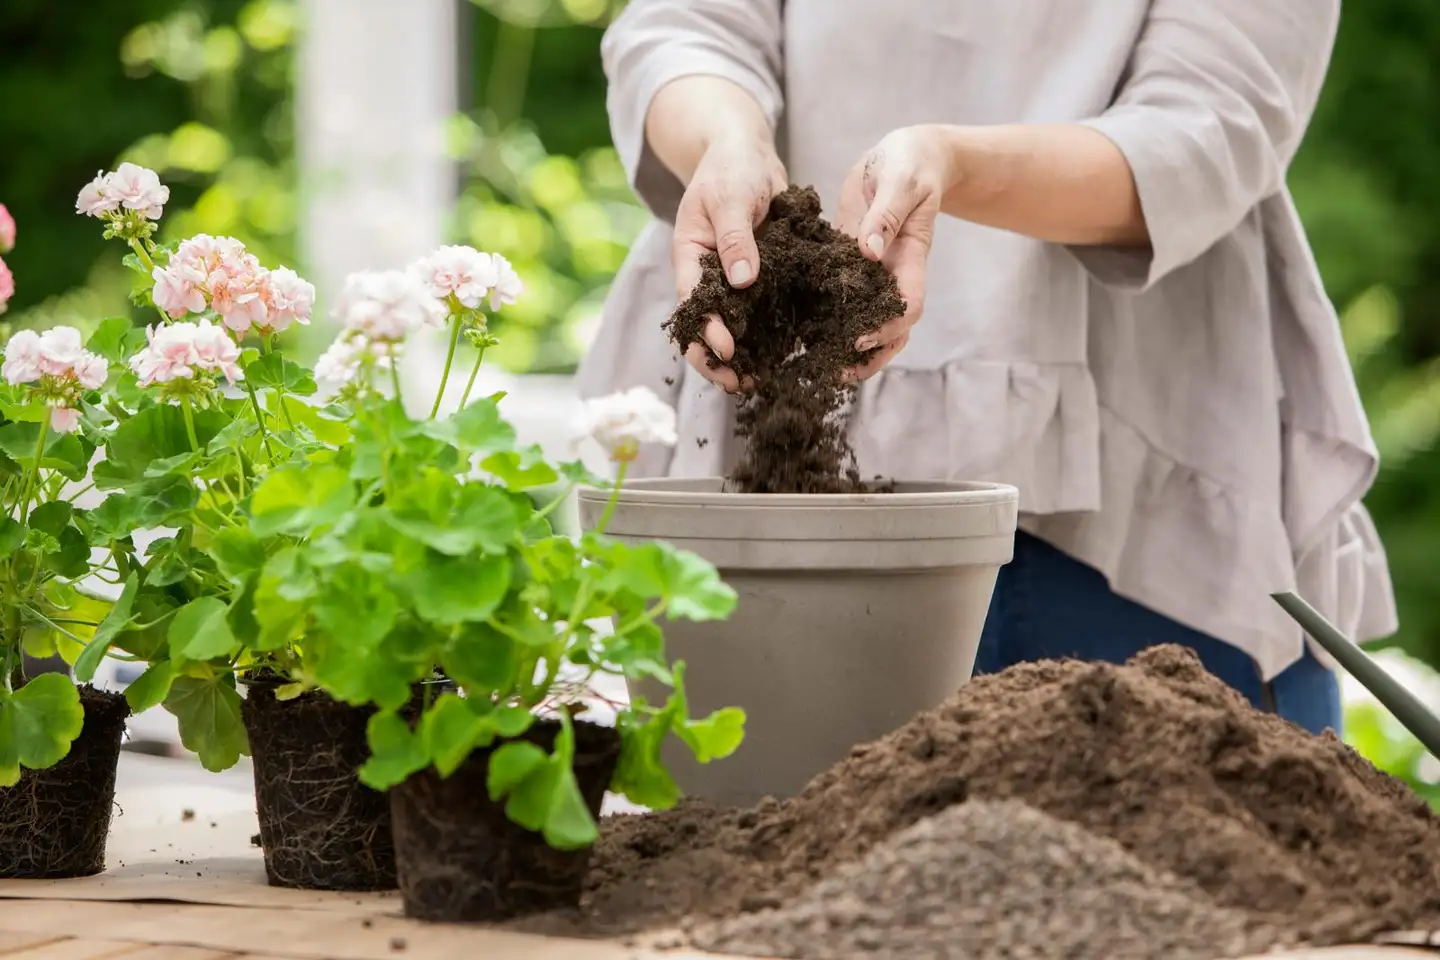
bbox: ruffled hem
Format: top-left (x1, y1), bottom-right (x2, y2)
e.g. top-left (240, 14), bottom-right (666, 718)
top-left (1023, 407), bottom-right (1397, 680)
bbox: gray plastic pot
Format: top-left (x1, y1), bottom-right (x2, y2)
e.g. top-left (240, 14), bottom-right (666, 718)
top-left (577, 478), bottom-right (1019, 807)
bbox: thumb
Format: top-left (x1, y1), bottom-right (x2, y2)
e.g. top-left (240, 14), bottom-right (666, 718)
top-left (858, 172), bottom-right (924, 263)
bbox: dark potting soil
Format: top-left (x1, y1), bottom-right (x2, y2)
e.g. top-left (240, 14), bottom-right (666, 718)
top-left (244, 685), bottom-right (400, 891)
top-left (0, 685), bottom-right (129, 878)
top-left (390, 718), bottom-right (621, 923)
top-left (666, 185), bottom-right (903, 494)
top-left (509, 645), bottom-right (1440, 955)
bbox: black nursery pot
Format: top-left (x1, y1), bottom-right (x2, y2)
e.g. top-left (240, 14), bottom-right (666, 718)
top-left (0, 686), bottom-right (129, 878)
top-left (241, 680), bottom-right (441, 892)
top-left (390, 718), bottom-right (622, 923)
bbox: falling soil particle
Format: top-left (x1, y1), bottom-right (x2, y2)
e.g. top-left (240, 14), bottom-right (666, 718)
top-left (509, 645), bottom-right (1440, 955)
top-left (693, 800), bottom-right (1284, 960)
top-left (181, 809), bottom-right (195, 822)
top-left (667, 185), bottom-right (902, 494)
top-left (388, 937), bottom-right (407, 952)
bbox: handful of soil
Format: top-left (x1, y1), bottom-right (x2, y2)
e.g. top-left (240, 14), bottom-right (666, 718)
top-left (666, 186), bottom-right (903, 493)
top-left (511, 645), bottom-right (1440, 957)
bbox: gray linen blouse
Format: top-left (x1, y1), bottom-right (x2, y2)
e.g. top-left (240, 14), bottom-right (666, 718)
top-left (581, 0), bottom-right (1397, 679)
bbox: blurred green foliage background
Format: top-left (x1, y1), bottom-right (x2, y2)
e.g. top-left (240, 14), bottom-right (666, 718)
top-left (2, 0), bottom-right (1439, 791)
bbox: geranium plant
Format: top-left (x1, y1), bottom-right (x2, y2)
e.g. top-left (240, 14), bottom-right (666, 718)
top-left (56, 164), bottom-right (326, 772)
top-left (223, 253), bottom-right (746, 848)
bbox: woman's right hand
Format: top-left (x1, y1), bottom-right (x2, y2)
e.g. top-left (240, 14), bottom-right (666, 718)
top-left (672, 136), bottom-right (787, 394)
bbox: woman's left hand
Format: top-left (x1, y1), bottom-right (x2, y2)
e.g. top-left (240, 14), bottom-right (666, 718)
top-left (836, 125), bottom-right (957, 382)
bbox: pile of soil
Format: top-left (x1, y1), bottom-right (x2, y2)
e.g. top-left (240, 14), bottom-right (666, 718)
top-left (511, 645), bottom-right (1440, 956)
top-left (666, 185), bottom-right (903, 493)
top-left (694, 799), bottom-right (1279, 960)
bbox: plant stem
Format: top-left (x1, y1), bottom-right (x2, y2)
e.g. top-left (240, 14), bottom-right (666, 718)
top-left (180, 397), bottom-right (201, 451)
top-left (430, 316), bottom-right (463, 419)
top-left (18, 419), bottom-right (49, 525)
top-left (389, 360), bottom-right (404, 405)
top-left (458, 346), bottom-right (487, 409)
top-left (594, 460), bottom-right (629, 536)
top-left (244, 383), bottom-right (276, 462)
top-left (127, 240), bottom-right (172, 327)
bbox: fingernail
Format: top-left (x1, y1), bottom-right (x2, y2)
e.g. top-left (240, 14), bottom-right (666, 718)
top-left (866, 234), bottom-right (885, 258)
top-left (856, 337), bottom-right (878, 351)
top-left (728, 261), bottom-right (752, 286)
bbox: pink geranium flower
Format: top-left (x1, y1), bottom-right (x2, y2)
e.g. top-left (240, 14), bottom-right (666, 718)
top-left (260, 266), bottom-right (316, 332)
top-left (49, 406), bottom-right (81, 434)
top-left (0, 256), bottom-right (12, 315)
top-left (0, 204), bottom-right (15, 254)
top-left (130, 318), bottom-right (244, 388)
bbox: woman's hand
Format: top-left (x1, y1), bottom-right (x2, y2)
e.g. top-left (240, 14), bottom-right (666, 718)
top-left (836, 125), bottom-right (958, 382)
top-left (672, 135), bottom-right (788, 394)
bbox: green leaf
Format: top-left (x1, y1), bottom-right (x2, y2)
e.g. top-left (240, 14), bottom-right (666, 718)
top-left (284, 396), bottom-right (350, 447)
top-left (86, 317), bottom-right (148, 365)
top-left (28, 502), bottom-right (72, 536)
top-left (0, 675), bottom-right (85, 787)
top-left (168, 597), bottom-right (239, 661)
top-left (124, 661), bottom-right (178, 713)
top-left (249, 464), bottom-right (355, 537)
top-left (0, 423), bottom-right (91, 480)
top-left (676, 706), bottom-right (747, 764)
top-left (143, 536), bottom-right (192, 587)
top-left (0, 517), bottom-right (23, 554)
top-left (163, 675), bottom-right (248, 772)
top-left (208, 527), bottom-right (268, 584)
top-left (384, 485), bottom-right (520, 557)
top-left (420, 695), bottom-right (530, 778)
top-left (559, 460), bottom-right (609, 488)
top-left (486, 740), bottom-right (548, 800)
top-left (101, 405), bottom-right (228, 480)
top-left (408, 552), bottom-right (512, 625)
top-left (442, 621), bottom-right (517, 691)
top-left (205, 416), bottom-right (258, 457)
top-left (659, 548), bottom-right (737, 621)
top-left (491, 720), bottom-right (598, 849)
top-left (312, 567), bottom-right (400, 650)
top-left (74, 573), bottom-right (138, 683)
top-left (84, 479), bottom-right (199, 541)
top-left (542, 767), bottom-right (602, 849)
top-left (422, 397), bottom-right (516, 454)
top-left (481, 447), bottom-right (559, 490)
top-left (244, 351), bottom-right (317, 397)
top-left (47, 526), bottom-right (90, 579)
top-left (359, 711), bottom-right (429, 789)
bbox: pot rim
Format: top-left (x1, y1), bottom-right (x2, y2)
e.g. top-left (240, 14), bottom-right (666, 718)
top-left (576, 477), bottom-right (1019, 508)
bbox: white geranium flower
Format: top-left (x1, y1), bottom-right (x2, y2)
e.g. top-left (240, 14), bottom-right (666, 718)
top-left (578, 387), bottom-right (678, 462)
top-left (413, 245), bottom-right (498, 310)
top-left (333, 269), bottom-right (446, 342)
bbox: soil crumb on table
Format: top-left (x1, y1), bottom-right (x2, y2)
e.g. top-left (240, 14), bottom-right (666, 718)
top-left (666, 185), bottom-right (903, 494)
top-left (693, 799), bottom-right (1281, 960)
top-left (508, 644), bottom-right (1440, 956)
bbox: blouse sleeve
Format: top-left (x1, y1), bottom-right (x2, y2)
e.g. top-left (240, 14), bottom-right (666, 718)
top-left (1068, 0), bottom-right (1340, 291)
top-left (601, 0), bottom-right (784, 223)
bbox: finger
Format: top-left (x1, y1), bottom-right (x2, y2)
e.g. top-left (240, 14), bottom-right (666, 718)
top-left (673, 239), bottom-right (707, 303)
top-left (701, 315), bottom-right (735, 362)
top-left (704, 193), bottom-right (763, 289)
top-left (856, 315), bottom-right (909, 352)
top-left (835, 164), bottom-right (867, 239)
top-left (685, 342), bottom-right (741, 394)
top-left (858, 172), bottom-right (925, 263)
top-left (845, 332), bottom-right (910, 384)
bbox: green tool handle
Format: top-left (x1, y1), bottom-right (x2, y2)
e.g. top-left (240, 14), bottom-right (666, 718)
top-left (1273, 591), bottom-right (1440, 758)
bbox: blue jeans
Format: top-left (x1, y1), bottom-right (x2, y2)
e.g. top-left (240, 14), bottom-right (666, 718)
top-left (975, 532), bottom-right (1343, 736)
